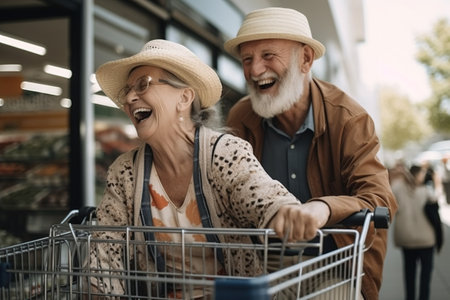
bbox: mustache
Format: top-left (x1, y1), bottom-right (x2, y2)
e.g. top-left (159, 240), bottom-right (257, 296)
top-left (251, 71), bottom-right (279, 82)
top-left (247, 61), bottom-right (305, 119)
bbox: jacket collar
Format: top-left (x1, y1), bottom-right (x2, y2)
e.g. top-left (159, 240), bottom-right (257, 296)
top-left (310, 77), bottom-right (327, 138)
top-left (239, 95), bottom-right (264, 134)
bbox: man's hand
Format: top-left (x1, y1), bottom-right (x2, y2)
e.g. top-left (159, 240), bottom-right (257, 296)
top-left (269, 201), bottom-right (330, 241)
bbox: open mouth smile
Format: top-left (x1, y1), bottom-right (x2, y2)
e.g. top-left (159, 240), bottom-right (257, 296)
top-left (257, 78), bottom-right (276, 90)
top-left (133, 108), bottom-right (152, 123)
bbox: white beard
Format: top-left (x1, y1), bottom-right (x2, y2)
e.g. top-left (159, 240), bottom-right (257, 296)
top-left (248, 56), bottom-right (305, 119)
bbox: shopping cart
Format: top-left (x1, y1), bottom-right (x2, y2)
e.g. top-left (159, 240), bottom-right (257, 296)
top-left (0, 207), bottom-right (96, 300)
top-left (0, 206), bottom-right (389, 299)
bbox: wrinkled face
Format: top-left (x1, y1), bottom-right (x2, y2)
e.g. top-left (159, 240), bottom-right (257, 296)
top-left (239, 39), bottom-right (306, 118)
top-left (121, 66), bottom-right (184, 141)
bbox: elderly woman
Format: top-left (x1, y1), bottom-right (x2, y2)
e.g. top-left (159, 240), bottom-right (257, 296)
top-left (90, 39), bottom-right (327, 297)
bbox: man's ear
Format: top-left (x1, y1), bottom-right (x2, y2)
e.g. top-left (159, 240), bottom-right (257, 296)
top-left (177, 87), bottom-right (195, 112)
top-left (300, 45), bottom-right (314, 73)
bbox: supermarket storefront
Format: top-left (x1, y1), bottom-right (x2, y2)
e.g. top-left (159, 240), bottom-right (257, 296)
top-left (0, 0), bottom-right (245, 242)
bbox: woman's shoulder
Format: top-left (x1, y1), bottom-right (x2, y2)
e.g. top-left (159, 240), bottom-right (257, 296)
top-left (108, 145), bottom-right (142, 172)
top-left (204, 127), bottom-right (253, 156)
top-left (200, 127), bottom-right (257, 173)
top-left (201, 126), bottom-right (246, 147)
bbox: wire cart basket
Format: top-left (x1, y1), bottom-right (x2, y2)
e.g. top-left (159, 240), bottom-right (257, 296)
top-left (0, 207), bottom-right (389, 299)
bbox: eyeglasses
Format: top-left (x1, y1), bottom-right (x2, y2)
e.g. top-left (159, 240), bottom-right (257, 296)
top-left (117, 75), bottom-right (170, 105)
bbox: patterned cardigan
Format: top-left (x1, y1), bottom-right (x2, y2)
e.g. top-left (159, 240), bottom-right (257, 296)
top-left (89, 126), bottom-right (300, 295)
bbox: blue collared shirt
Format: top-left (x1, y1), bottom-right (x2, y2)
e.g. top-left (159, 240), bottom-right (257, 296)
top-left (261, 104), bottom-right (314, 203)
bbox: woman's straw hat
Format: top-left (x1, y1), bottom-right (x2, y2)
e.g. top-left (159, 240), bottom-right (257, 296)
top-left (224, 7), bottom-right (325, 59)
top-left (96, 39), bottom-right (222, 109)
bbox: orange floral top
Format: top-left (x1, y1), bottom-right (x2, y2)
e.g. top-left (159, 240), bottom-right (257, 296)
top-left (149, 164), bottom-right (222, 276)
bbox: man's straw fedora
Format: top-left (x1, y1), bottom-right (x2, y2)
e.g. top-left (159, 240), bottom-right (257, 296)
top-left (225, 7), bottom-right (325, 59)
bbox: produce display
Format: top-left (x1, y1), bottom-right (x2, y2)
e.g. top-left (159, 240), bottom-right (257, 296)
top-left (0, 127), bottom-right (137, 241)
top-left (0, 133), bottom-right (69, 210)
top-left (0, 127), bottom-right (139, 209)
top-left (1, 134), bottom-right (69, 161)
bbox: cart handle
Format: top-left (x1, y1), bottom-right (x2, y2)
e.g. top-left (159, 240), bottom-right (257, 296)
top-left (60, 206), bottom-right (97, 224)
top-left (68, 206), bottom-right (390, 228)
top-left (338, 206), bottom-right (390, 228)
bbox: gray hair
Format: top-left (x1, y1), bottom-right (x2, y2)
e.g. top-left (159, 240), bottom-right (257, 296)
top-left (162, 70), bottom-right (224, 130)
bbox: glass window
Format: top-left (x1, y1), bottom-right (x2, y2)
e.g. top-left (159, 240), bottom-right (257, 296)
top-left (218, 54), bottom-right (246, 92)
top-left (93, 1), bottom-right (158, 205)
top-left (166, 25), bottom-right (213, 67)
top-left (180, 0), bottom-right (242, 39)
top-left (0, 17), bottom-right (71, 243)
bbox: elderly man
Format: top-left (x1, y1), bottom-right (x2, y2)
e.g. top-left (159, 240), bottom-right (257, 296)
top-left (225, 7), bottom-right (397, 300)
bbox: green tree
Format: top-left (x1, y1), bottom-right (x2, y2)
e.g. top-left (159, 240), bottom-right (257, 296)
top-left (416, 18), bottom-right (450, 133)
top-left (380, 88), bottom-right (431, 150)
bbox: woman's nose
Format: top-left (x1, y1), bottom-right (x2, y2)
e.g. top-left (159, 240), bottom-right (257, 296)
top-left (125, 89), bottom-right (139, 104)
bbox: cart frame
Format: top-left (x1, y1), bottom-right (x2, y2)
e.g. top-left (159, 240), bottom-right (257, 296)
top-left (0, 207), bottom-right (388, 299)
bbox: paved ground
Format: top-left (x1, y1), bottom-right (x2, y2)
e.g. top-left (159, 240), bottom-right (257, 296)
top-left (379, 202), bottom-right (450, 299)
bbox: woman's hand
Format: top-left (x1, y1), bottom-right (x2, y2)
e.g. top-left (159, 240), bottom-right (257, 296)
top-left (269, 201), bottom-right (330, 241)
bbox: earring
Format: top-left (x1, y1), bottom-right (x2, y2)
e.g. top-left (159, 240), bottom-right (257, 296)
top-left (178, 115), bottom-right (184, 122)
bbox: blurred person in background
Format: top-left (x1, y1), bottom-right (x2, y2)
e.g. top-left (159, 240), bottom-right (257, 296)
top-left (391, 164), bottom-right (441, 300)
top-left (440, 156), bottom-right (450, 204)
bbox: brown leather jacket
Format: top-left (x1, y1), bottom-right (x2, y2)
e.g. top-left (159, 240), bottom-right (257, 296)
top-left (226, 78), bottom-right (397, 300)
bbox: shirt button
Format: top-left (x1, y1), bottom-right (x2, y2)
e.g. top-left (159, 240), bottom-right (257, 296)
top-left (290, 144), bottom-right (295, 149)
top-left (291, 173), bottom-right (297, 179)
